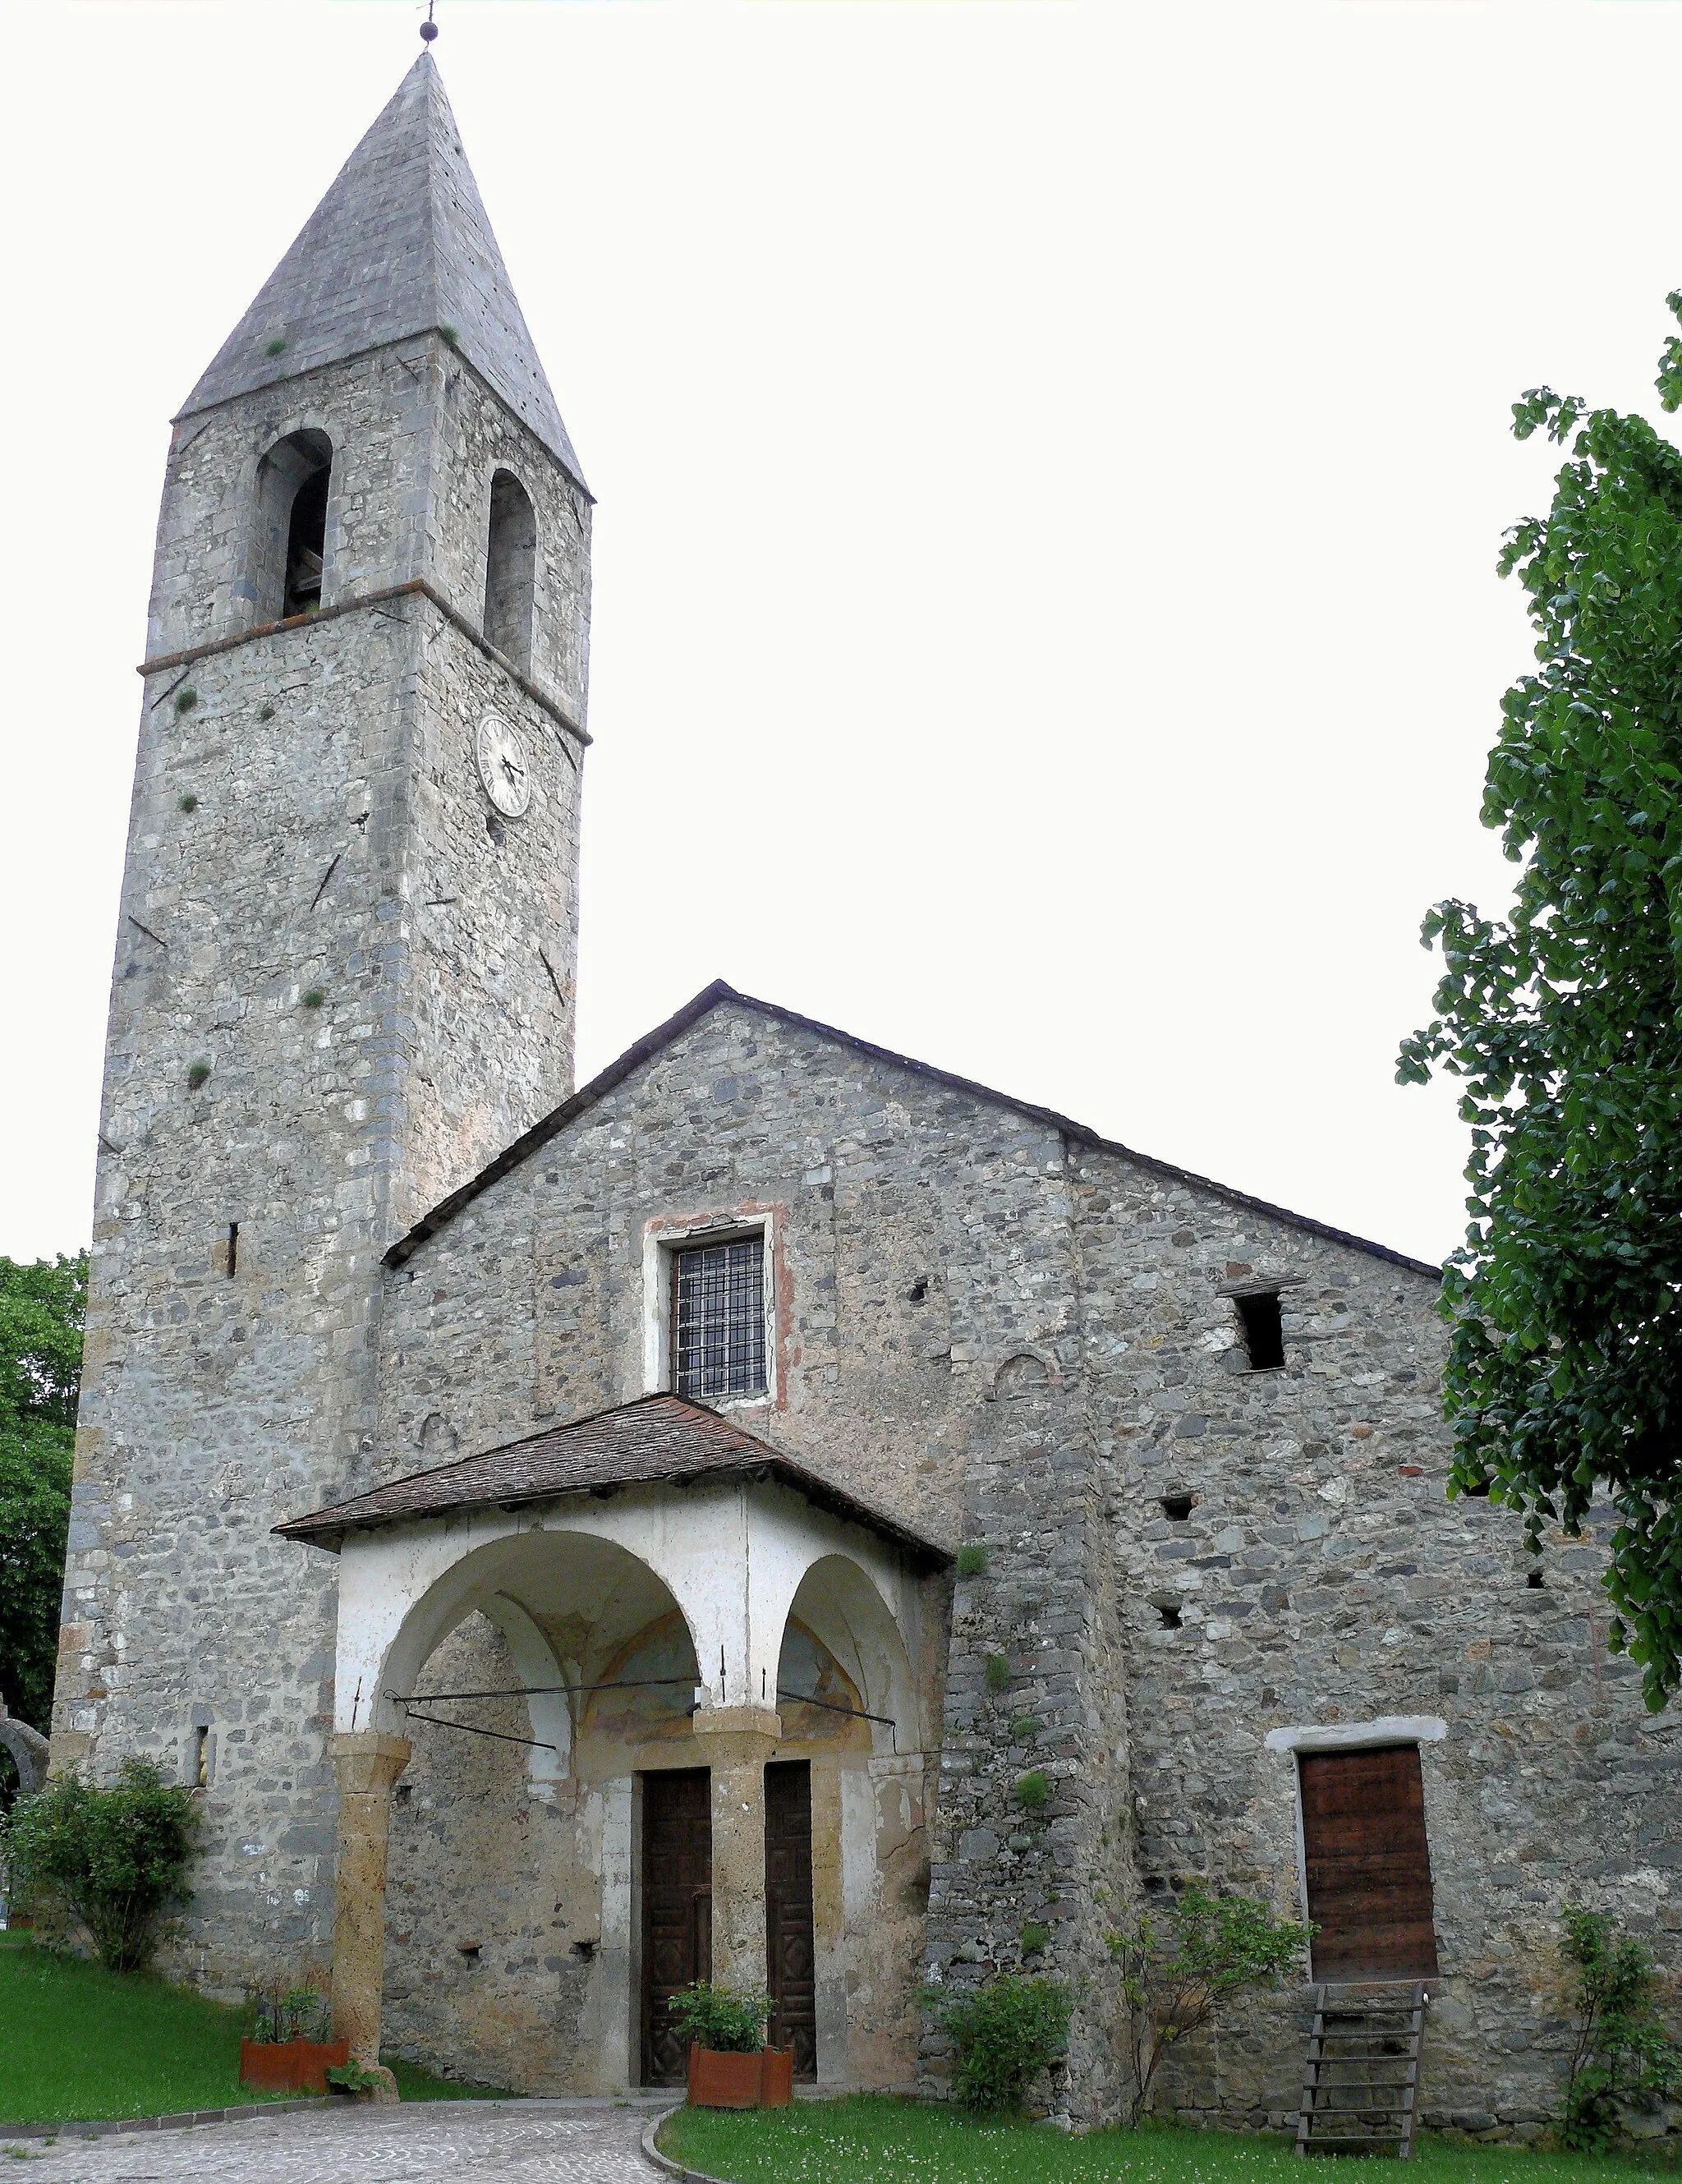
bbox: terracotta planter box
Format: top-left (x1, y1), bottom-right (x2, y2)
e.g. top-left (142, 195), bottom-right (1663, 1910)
top-left (238, 2037), bottom-right (350, 2094)
top-left (687, 2043), bottom-right (793, 2108)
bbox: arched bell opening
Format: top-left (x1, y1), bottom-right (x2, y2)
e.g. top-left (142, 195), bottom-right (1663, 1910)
top-left (246, 428), bottom-right (333, 625)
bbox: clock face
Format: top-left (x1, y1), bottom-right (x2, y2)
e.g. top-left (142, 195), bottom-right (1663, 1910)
top-left (475, 712), bottom-right (532, 818)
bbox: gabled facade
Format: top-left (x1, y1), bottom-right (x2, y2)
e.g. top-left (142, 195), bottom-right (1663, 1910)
top-left (53, 53), bottom-right (1680, 2135)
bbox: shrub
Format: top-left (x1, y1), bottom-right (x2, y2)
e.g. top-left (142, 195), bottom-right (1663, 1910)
top-left (1014, 1770), bottom-right (1050, 1810)
top-left (984, 1654), bottom-right (1012, 1693)
top-left (956, 1543), bottom-right (989, 1578)
top-left (1558, 1903), bottom-right (1682, 2149)
top-left (1019, 1922), bottom-right (1050, 1956)
top-left (666, 1979), bottom-right (770, 2054)
top-left (250, 1981), bottom-right (330, 2044)
top-left (1107, 1882), bottom-right (1312, 2123)
top-left (926, 1971), bottom-right (1071, 2113)
top-left (0, 1759), bottom-right (201, 1971)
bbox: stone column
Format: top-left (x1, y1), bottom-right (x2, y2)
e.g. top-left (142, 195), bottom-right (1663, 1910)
top-left (329, 1730), bottom-right (411, 2099)
top-left (692, 1706), bottom-right (781, 1995)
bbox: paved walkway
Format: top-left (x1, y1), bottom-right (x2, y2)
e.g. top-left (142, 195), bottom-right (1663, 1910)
top-left (0, 2101), bottom-right (672, 2184)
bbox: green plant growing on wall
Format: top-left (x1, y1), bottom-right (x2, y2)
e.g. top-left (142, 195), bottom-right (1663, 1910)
top-left (173, 687), bottom-right (197, 715)
top-left (264, 337), bottom-right (288, 356)
top-left (302, 990), bottom-right (325, 1010)
top-left (1014, 1771), bottom-right (1050, 1810)
top-left (439, 324), bottom-right (459, 347)
top-left (178, 794), bottom-right (198, 813)
top-left (1009, 1715), bottom-right (1042, 1741)
top-left (666, 1979), bottom-right (771, 2054)
top-left (923, 1972), bottom-right (1072, 2114)
top-left (1557, 1904), bottom-right (1682, 2149)
top-left (1019, 1923), bottom-right (1050, 1956)
top-left (984, 1654), bottom-right (1011, 1694)
top-left (0, 1759), bottom-right (201, 1971)
top-left (956, 1543), bottom-right (989, 1578)
top-left (1106, 1883), bottom-right (1313, 2124)
top-left (187, 1062), bottom-right (211, 1091)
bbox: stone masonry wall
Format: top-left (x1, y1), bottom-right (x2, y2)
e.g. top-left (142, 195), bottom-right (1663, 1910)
top-left (1073, 1145), bottom-right (1681, 2134)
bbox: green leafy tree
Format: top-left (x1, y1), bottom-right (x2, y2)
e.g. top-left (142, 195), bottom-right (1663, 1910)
top-left (924, 1972), bottom-right (1073, 2114)
top-left (1399, 295), bottom-right (1682, 1709)
top-left (1107, 1883), bottom-right (1313, 2123)
top-left (1557, 1904), bottom-right (1681, 2149)
top-left (0, 1253), bottom-right (85, 1736)
top-left (0, 1759), bottom-right (201, 1970)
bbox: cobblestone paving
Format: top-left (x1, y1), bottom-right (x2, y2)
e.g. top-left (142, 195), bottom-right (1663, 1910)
top-left (0, 2101), bottom-right (671, 2184)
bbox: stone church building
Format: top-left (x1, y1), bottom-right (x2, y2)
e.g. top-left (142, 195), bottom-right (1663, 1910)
top-left (50, 50), bottom-right (1680, 2132)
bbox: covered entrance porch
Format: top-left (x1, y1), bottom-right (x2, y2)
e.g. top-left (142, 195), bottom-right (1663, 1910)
top-left (276, 1395), bottom-right (949, 2095)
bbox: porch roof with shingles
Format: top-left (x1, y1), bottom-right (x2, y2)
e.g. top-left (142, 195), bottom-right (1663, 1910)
top-left (273, 1391), bottom-right (949, 1566)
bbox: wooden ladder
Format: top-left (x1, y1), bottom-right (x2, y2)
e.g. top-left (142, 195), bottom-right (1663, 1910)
top-left (1295, 1980), bottom-right (1428, 2158)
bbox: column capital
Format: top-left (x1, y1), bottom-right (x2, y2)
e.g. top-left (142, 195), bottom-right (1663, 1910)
top-left (329, 1731), bottom-right (411, 1796)
top-left (691, 1705), bottom-right (781, 1768)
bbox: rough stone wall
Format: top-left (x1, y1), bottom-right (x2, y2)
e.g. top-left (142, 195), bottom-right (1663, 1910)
top-left (1073, 1143), bottom-right (1681, 2134)
top-left (146, 335), bottom-right (591, 720)
top-left (53, 329), bottom-right (587, 2004)
top-left (376, 1001), bottom-right (1133, 2109)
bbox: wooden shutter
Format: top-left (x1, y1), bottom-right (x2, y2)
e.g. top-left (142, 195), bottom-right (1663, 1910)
top-left (1298, 1745), bottom-right (1439, 1979)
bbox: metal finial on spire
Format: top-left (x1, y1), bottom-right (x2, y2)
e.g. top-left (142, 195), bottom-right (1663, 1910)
top-left (420, 4), bottom-right (438, 43)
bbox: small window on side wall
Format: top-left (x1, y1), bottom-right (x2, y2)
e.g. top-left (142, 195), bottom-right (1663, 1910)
top-left (672, 1234), bottom-right (766, 1400)
top-left (1235, 1290), bottom-right (1285, 1370)
top-left (485, 468), bottom-right (537, 673)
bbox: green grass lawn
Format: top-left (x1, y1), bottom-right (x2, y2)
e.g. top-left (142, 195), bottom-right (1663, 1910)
top-left (660, 2094), bottom-right (1674, 2184)
top-left (0, 1931), bottom-right (513, 2124)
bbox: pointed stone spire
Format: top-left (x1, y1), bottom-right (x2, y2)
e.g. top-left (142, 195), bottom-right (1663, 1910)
top-left (178, 53), bottom-right (586, 490)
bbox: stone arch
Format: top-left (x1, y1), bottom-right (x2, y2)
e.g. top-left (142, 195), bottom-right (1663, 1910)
top-left (372, 1527), bottom-right (700, 1776)
top-left (485, 467), bottom-right (538, 671)
top-left (779, 1553), bottom-right (918, 1757)
top-left (248, 426), bottom-right (333, 623)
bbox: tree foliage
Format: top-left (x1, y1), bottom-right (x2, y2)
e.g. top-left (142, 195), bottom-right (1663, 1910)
top-left (1107, 1883), bottom-right (1313, 2124)
top-left (0, 1253), bottom-right (85, 1736)
top-left (1399, 295), bottom-right (1682, 1708)
top-left (925, 1972), bottom-right (1073, 2114)
top-left (1556, 1904), bottom-right (1681, 2148)
top-left (0, 1759), bottom-right (201, 1972)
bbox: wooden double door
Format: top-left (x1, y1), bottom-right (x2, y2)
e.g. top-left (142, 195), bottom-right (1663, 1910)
top-left (638, 1760), bottom-right (819, 2086)
top-left (1299, 1745), bottom-right (1440, 1980)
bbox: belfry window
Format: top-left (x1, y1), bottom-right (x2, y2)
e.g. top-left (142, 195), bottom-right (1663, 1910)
top-left (484, 468), bottom-right (537, 671)
top-left (250, 429), bottom-right (333, 624)
top-left (672, 1235), bottom-right (766, 1400)
top-left (284, 466), bottom-right (329, 617)
top-left (1235, 1290), bottom-right (1286, 1371)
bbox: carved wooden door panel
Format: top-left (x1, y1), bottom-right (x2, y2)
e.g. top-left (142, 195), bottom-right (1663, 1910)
top-left (641, 1768), bottom-right (712, 2085)
top-left (1299, 1745), bottom-right (1440, 1979)
top-left (765, 1760), bottom-right (818, 2080)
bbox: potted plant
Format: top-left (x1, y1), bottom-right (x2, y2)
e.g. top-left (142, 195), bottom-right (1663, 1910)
top-left (669, 1980), bottom-right (792, 2108)
top-left (239, 1982), bottom-right (349, 2093)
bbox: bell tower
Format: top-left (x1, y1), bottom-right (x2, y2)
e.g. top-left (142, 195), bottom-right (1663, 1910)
top-left (51, 53), bottom-right (590, 1977)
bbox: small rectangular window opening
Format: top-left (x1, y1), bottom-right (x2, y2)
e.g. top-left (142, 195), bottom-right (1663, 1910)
top-left (1235, 1290), bottom-right (1285, 1370)
top-left (226, 1222), bottom-right (239, 1279)
top-left (672, 1235), bottom-right (766, 1400)
top-left (195, 1725), bottom-right (209, 1788)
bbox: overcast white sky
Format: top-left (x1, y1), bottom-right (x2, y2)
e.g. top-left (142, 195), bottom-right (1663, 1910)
top-left (4, 0), bottom-right (1680, 1272)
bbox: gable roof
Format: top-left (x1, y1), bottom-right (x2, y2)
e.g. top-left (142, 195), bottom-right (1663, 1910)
top-left (384, 980), bottom-right (1441, 1278)
top-left (273, 1391), bottom-right (949, 1566)
top-left (178, 53), bottom-right (586, 491)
